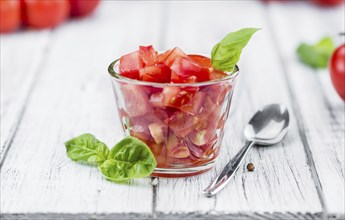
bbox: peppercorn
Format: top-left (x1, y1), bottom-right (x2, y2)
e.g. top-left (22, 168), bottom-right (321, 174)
top-left (247, 163), bottom-right (255, 171)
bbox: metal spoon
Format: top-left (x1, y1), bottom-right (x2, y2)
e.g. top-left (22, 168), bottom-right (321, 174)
top-left (203, 104), bottom-right (290, 196)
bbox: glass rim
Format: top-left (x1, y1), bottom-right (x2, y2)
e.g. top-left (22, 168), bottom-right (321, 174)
top-left (108, 59), bottom-right (239, 87)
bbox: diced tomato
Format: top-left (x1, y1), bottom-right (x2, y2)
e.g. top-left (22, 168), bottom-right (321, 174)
top-left (139, 45), bottom-right (158, 66)
top-left (170, 57), bottom-right (210, 83)
top-left (121, 84), bottom-right (152, 116)
top-left (149, 92), bottom-right (165, 108)
top-left (139, 64), bottom-right (171, 83)
top-left (188, 54), bottom-right (211, 68)
top-left (119, 51), bottom-right (143, 80)
top-left (158, 49), bottom-right (171, 63)
top-left (180, 91), bottom-right (206, 115)
top-left (162, 87), bottom-right (197, 109)
top-left (162, 47), bottom-right (188, 67)
top-left (210, 69), bottom-right (228, 80)
top-left (166, 111), bottom-right (195, 138)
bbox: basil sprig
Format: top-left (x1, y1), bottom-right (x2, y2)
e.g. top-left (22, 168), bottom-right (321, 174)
top-left (297, 37), bottom-right (335, 69)
top-left (65, 135), bottom-right (157, 182)
top-left (211, 28), bottom-right (260, 72)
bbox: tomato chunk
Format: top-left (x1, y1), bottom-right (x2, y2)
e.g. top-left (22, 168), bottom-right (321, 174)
top-left (162, 47), bottom-right (188, 67)
top-left (158, 49), bottom-right (172, 63)
top-left (139, 45), bottom-right (158, 66)
top-left (171, 57), bottom-right (210, 83)
top-left (188, 54), bottom-right (211, 68)
top-left (119, 51), bottom-right (143, 80)
top-left (139, 64), bottom-right (171, 83)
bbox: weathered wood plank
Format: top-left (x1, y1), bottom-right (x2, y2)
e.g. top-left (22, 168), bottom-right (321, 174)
top-left (155, 1), bottom-right (323, 218)
top-left (0, 1), bottom-right (163, 217)
top-left (0, 30), bottom-right (51, 161)
top-left (266, 2), bottom-right (345, 218)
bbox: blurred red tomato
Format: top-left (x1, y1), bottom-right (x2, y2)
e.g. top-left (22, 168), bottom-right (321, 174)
top-left (0, 0), bottom-right (21, 33)
top-left (69, 0), bottom-right (99, 17)
top-left (312, 0), bottom-right (344, 6)
top-left (330, 44), bottom-right (345, 101)
top-left (22, 0), bottom-right (70, 29)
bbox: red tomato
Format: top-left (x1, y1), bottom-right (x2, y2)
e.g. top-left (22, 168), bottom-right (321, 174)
top-left (210, 69), bottom-right (228, 80)
top-left (139, 64), bottom-right (171, 83)
top-left (180, 91), bottom-right (206, 115)
top-left (119, 51), bottom-right (143, 80)
top-left (171, 57), bottom-right (210, 83)
top-left (188, 54), bottom-right (211, 68)
top-left (158, 49), bottom-right (171, 63)
top-left (139, 45), bottom-right (158, 66)
top-left (330, 44), bottom-right (345, 101)
top-left (0, 0), bottom-right (21, 33)
top-left (69, 0), bottom-right (100, 17)
top-left (162, 47), bottom-right (187, 67)
top-left (162, 87), bottom-right (197, 109)
top-left (22, 0), bottom-right (70, 29)
top-left (312, 0), bottom-right (344, 6)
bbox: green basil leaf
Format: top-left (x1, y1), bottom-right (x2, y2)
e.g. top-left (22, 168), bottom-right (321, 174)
top-left (65, 133), bottom-right (109, 165)
top-left (297, 37), bottom-right (335, 68)
top-left (98, 137), bottom-right (157, 182)
top-left (211, 28), bottom-right (260, 72)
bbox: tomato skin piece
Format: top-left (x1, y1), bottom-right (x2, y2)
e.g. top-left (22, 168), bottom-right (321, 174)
top-left (171, 57), bottom-right (210, 82)
top-left (119, 51), bottom-right (143, 80)
top-left (158, 49), bottom-right (172, 63)
top-left (22, 0), bottom-right (70, 29)
top-left (330, 44), bottom-right (345, 101)
top-left (188, 54), bottom-right (211, 68)
top-left (139, 45), bottom-right (158, 66)
top-left (69, 0), bottom-right (100, 17)
top-left (139, 64), bottom-right (171, 83)
top-left (162, 47), bottom-right (188, 67)
top-left (0, 0), bottom-right (21, 33)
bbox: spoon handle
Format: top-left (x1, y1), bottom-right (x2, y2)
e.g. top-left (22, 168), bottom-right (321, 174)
top-left (203, 141), bottom-right (255, 196)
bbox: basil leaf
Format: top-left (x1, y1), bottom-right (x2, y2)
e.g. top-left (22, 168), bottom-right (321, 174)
top-left (211, 28), bottom-right (260, 72)
top-left (65, 133), bottom-right (109, 165)
top-left (99, 137), bottom-right (157, 182)
top-left (297, 37), bottom-right (335, 68)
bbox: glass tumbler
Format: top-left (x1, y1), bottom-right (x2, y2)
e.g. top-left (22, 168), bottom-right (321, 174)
top-left (108, 59), bottom-right (239, 177)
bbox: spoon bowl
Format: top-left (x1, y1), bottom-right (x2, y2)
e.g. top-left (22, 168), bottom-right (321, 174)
top-left (244, 104), bottom-right (289, 145)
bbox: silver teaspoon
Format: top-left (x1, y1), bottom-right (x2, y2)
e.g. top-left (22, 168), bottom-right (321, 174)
top-left (203, 104), bottom-right (290, 196)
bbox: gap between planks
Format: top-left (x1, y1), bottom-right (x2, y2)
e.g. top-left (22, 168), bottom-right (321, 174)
top-left (262, 5), bottom-right (328, 220)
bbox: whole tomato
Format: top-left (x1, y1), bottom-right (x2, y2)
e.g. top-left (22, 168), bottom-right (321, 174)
top-left (21, 0), bottom-right (70, 29)
top-left (0, 0), bottom-right (21, 33)
top-left (69, 0), bottom-right (100, 17)
top-left (330, 44), bottom-right (345, 101)
top-left (312, 0), bottom-right (344, 6)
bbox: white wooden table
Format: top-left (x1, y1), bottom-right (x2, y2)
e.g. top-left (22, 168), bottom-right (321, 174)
top-left (1, 1), bottom-right (344, 219)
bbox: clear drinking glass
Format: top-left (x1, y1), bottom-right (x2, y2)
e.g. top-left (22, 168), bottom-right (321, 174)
top-left (108, 59), bottom-right (239, 177)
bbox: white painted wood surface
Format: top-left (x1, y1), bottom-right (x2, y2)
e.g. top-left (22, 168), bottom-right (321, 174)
top-left (1, 1), bottom-right (344, 219)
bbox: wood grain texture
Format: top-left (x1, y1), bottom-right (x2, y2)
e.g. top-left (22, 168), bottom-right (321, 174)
top-left (155, 1), bottom-right (323, 218)
top-left (1, 1), bottom-right (344, 219)
top-left (0, 1), bottom-right (163, 217)
top-left (0, 31), bottom-right (51, 161)
top-left (266, 2), bottom-right (345, 218)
